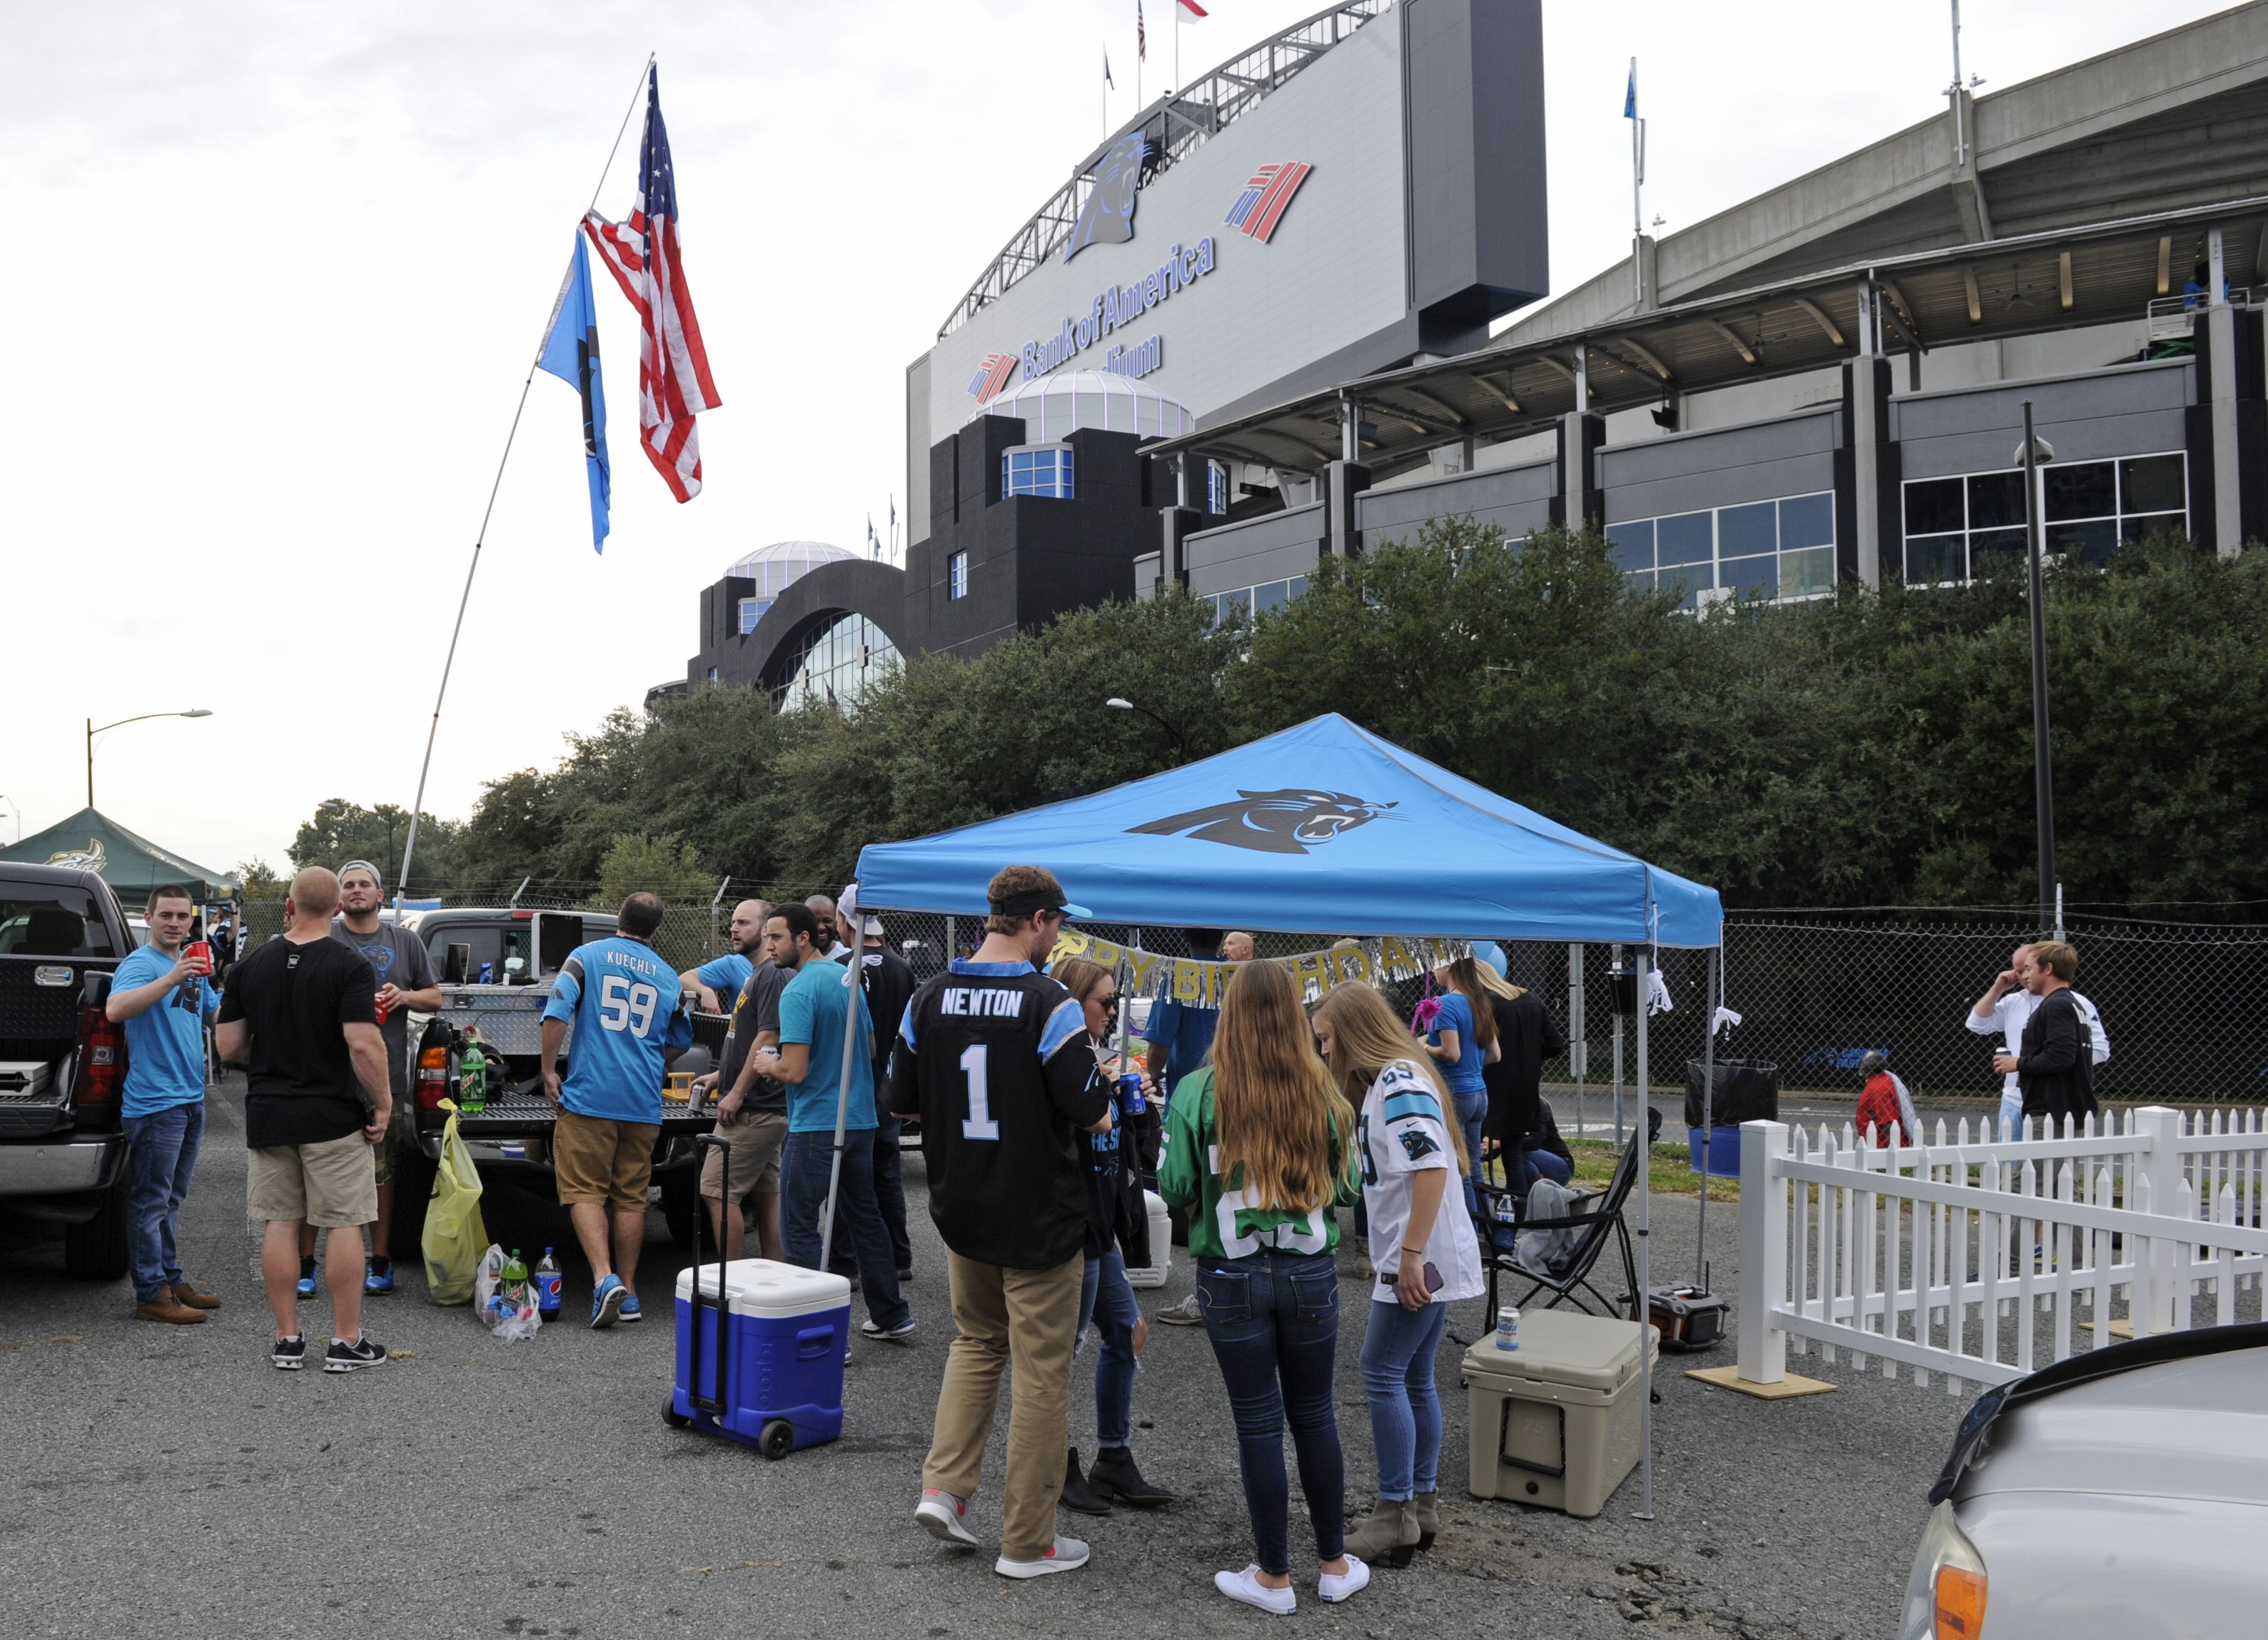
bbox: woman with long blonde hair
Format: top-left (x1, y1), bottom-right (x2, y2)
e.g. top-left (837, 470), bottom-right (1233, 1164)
top-left (1158, 959), bottom-right (1369, 1614)
top-left (1312, 982), bottom-right (1485, 1566)
top-left (1425, 955), bottom-right (1501, 1215)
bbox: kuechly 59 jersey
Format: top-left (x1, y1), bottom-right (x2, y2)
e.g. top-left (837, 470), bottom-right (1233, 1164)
top-left (541, 936), bottom-right (694, 1123)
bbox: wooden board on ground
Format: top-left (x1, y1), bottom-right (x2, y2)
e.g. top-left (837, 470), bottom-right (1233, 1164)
top-left (1686, 1364), bottom-right (1838, 1399)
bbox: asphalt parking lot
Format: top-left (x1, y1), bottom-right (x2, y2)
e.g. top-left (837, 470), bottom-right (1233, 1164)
top-left (0, 1078), bottom-right (1967, 1640)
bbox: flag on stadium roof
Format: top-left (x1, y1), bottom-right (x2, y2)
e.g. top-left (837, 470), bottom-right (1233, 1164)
top-left (584, 66), bottom-right (720, 503)
top-left (1177, 0), bottom-right (1206, 16)
top-left (1625, 60), bottom-right (1637, 119)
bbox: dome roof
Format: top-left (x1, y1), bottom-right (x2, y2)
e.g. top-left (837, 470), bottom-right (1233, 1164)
top-left (725, 540), bottom-right (855, 599)
top-left (967, 369), bottom-right (1194, 443)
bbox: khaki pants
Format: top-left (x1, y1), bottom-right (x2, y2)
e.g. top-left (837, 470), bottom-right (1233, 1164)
top-left (923, 1248), bottom-right (1083, 1560)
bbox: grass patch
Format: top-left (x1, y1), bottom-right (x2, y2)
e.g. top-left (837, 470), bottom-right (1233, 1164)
top-left (1563, 1138), bottom-right (1738, 1201)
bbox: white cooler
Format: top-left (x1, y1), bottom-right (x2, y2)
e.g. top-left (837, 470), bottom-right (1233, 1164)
top-left (1125, 1190), bottom-right (1173, 1289)
top-left (1461, 1308), bottom-right (1658, 1518)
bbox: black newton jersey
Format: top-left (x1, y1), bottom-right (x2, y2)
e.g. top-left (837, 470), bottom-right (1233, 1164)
top-left (888, 962), bottom-right (1110, 1270)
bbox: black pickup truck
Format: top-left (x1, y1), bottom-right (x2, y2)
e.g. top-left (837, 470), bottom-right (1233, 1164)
top-left (0, 863), bottom-right (138, 1279)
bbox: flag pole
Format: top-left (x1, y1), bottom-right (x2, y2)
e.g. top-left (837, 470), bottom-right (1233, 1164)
top-left (394, 54), bottom-right (654, 906)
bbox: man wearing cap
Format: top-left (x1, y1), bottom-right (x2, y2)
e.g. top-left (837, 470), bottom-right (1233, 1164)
top-left (893, 865), bottom-right (1115, 1579)
top-left (317, 861), bottom-right (442, 1297)
top-left (858, 913), bottom-right (919, 1281)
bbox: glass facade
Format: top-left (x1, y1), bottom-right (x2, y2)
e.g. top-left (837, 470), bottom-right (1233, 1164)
top-left (1207, 575), bottom-right (1309, 623)
top-left (778, 613), bottom-right (900, 711)
top-left (1002, 444), bottom-right (1075, 499)
top-left (1607, 492), bottom-right (1837, 608)
top-left (948, 551), bottom-right (969, 600)
top-left (1902, 452), bottom-right (2189, 583)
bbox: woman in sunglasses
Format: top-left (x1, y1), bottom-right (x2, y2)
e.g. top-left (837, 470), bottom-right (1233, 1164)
top-left (1050, 958), bottom-right (1172, 1515)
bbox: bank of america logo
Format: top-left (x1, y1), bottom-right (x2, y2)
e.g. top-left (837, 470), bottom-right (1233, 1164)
top-left (966, 352), bottom-right (1019, 403)
top-left (1224, 162), bottom-right (1312, 243)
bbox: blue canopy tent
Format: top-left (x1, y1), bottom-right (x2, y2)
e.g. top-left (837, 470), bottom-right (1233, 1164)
top-left (855, 714), bottom-right (1726, 1518)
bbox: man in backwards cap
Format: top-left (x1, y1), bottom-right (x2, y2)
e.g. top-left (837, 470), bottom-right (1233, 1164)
top-left (891, 865), bottom-right (1116, 1579)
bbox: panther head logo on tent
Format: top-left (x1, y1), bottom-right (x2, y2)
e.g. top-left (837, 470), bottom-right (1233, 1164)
top-left (1127, 790), bottom-right (1397, 855)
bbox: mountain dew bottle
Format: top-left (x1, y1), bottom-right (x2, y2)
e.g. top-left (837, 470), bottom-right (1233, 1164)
top-left (458, 1029), bottom-right (487, 1115)
top-left (502, 1248), bottom-right (529, 1309)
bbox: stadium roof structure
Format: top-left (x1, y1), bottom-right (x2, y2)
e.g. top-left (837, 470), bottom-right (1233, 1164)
top-left (1154, 4), bottom-right (2268, 480)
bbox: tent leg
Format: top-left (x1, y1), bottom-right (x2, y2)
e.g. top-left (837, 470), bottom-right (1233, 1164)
top-left (1699, 946), bottom-right (1717, 1291)
top-left (817, 962), bottom-right (864, 1273)
top-left (1569, 943), bottom-right (1586, 1143)
top-left (1633, 972), bottom-right (1654, 1521)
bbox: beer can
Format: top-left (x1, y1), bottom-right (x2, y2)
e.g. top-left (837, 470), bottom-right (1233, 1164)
top-left (1117, 1072), bottom-right (1146, 1115)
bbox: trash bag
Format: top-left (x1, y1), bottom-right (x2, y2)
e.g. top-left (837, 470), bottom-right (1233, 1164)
top-left (473, 1244), bottom-right (543, 1342)
top-left (420, 1100), bottom-right (487, 1306)
top-left (1683, 1057), bottom-right (1779, 1129)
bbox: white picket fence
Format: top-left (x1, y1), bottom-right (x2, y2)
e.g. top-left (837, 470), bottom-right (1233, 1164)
top-left (1734, 1105), bottom-right (2268, 1395)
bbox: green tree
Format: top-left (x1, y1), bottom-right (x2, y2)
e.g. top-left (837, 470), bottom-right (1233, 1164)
top-left (234, 858), bottom-right (282, 898)
top-left (288, 798), bottom-right (458, 895)
top-left (597, 831), bottom-right (714, 908)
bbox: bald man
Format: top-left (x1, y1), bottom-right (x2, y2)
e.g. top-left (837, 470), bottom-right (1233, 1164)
top-left (216, 867), bottom-right (394, 1372)
top-left (805, 894), bottom-right (851, 964)
top-left (681, 900), bottom-right (771, 1012)
top-left (1223, 932), bottom-right (1256, 963)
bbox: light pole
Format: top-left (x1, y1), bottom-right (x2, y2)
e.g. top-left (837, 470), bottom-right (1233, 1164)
top-left (86, 709), bottom-right (213, 809)
top-left (1106, 696), bottom-right (1189, 763)
top-left (2014, 404), bottom-right (2057, 934)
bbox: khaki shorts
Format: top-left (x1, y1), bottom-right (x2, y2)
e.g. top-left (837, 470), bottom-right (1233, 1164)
top-left (699, 1109), bottom-right (787, 1203)
top-left (249, 1131), bottom-right (380, 1228)
top-left (554, 1110), bottom-right (659, 1213)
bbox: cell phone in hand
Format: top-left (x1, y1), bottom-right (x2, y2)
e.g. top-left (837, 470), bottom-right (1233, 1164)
top-left (1381, 1261), bottom-right (1445, 1293)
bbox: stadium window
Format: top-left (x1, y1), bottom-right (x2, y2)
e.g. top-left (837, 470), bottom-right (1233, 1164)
top-left (1901, 452), bottom-right (2187, 583)
top-left (948, 551), bottom-right (969, 600)
top-left (1206, 460), bottom-right (1229, 515)
top-left (1606, 491), bottom-right (1838, 607)
top-left (1002, 444), bottom-right (1075, 499)
top-left (1206, 575), bottom-right (1309, 623)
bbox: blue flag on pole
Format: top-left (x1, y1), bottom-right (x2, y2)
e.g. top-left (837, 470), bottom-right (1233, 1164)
top-left (538, 233), bottom-right (613, 552)
top-left (1624, 61), bottom-right (1637, 119)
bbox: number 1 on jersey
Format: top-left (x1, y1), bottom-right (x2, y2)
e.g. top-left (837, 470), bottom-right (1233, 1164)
top-left (959, 1043), bottom-right (1000, 1141)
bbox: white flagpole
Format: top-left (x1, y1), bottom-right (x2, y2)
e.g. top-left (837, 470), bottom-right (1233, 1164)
top-left (395, 54), bottom-right (652, 906)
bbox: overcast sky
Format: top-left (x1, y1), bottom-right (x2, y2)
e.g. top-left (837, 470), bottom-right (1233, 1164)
top-left (0, 0), bottom-right (2230, 878)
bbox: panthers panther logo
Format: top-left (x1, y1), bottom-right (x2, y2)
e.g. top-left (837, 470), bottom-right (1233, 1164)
top-left (1063, 132), bottom-right (1146, 262)
top-left (1127, 790), bottom-right (1397, 855)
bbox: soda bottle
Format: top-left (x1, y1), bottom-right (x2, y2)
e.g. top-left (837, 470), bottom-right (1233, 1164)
top-left (502, 1248), bottom-right (529, 1310)
top-left (533, 1247), bottom-right (563, 1318)
top-left (458, 1029), bottom-right (487, 1115)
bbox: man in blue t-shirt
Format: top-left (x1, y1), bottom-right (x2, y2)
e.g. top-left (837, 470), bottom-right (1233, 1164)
top-left (540, 892), bottom-right (694, 1328)
top-left (107, 884), bottom-right (223, 1324)
top-left (750, 902), bottom-right (913, 1341)
top-left (677, 898), bottom-right (768, 1011)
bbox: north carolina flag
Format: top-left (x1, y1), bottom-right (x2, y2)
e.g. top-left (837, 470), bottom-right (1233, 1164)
top-left (1177, 0), bottom-right (1207, 15)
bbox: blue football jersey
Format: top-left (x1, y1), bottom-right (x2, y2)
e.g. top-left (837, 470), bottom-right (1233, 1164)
top-left (542, 937), bottom-right (693, 1122)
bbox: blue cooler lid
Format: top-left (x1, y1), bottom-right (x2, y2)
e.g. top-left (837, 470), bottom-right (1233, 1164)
top-left (674, 1258), bottom-right (852, 1319)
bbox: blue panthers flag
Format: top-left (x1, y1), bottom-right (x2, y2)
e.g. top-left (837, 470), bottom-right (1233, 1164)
top-left (1624, 59), bottom-right (1637, 119)
top-left (538, 232), bottom-right (613, 552)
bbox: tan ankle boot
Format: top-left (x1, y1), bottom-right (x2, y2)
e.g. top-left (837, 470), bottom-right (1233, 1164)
top-left (1344, 1497), bottom-right (1420, 1567)
top-left (135, 1288), bottom-right (206, 1325)
top-left (1410, 1490), bottom-right (1438, 1550)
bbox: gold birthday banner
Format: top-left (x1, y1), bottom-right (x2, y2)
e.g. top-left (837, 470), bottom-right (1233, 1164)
top-left (1049, 931), bottom-right (1471, 1012)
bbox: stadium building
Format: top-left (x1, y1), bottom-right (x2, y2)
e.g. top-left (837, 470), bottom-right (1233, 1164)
top-left (679, 1), bottom-right (2268, 702)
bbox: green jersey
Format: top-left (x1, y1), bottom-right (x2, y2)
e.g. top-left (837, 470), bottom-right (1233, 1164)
top-left (1157, 1066), bottom-right (1360, 1260)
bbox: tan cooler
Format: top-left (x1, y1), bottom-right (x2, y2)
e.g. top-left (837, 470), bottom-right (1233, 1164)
top-left (1461, 1309), bottom-right (1659, 1518)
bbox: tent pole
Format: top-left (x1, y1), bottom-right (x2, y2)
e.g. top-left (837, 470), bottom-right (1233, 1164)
top-left (1612, 943), bottom-right (1626, 1145)
top-left (1633, 961), bottom-right (1654, 1520)
top-left (817, 955), bottom-right (862, 1273)
top-left (1698, 946), bottom-right (1717, 1290)
top-left (1569, 943), bottom-right (1586, 1142)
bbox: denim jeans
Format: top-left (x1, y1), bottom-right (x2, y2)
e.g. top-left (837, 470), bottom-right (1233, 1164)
top-left (1359, 1297), bottom-right (1449, 1500)
top-left (782, 1127), bottom-right (911, 1331)
top-left (1195, 1249), bottom-right (1345, 1576)
top-left (1517, 1145), bottom-right (1574, 1193)
top-left (1452, 1086), bottom-right (1488, 1216)
top-left (122, 1100), bottom-right (205, 1303)
top-left (1076, 1248), bottom-right (1141, 1447)
top-left (871, 1114), bottom-right (913, 1274)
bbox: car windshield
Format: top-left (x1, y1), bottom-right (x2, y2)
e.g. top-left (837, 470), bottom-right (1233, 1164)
top-left (0, 888), bottom-right (119, 958)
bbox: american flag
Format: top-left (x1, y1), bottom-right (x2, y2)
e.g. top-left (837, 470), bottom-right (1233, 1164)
top-left (1138, 0), bottom-right (1146, 59)
top-left (584, 67), bottom-right (720, 503)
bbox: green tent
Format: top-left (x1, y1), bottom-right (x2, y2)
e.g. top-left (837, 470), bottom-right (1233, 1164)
top-left (0, 808), bottom-right (239, 903)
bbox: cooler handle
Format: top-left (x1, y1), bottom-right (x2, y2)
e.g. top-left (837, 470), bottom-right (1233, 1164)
top-left (795, 1324), bottom-right (835, 1360)
top-left (690, 1133), bottom-right (733, 1414)
top-left (1498, 1398), bottom-right (1568, 1479)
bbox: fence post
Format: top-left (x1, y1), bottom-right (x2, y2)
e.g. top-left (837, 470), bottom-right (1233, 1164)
top-left (1737, 1118), bottom-right (1790, 1384)
top-left (2133, 1105), bottom-right (2182, 1336)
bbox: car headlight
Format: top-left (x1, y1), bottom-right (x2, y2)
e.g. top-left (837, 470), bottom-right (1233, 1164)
top-left (1900, 1499), bottom-right (1989, 1640)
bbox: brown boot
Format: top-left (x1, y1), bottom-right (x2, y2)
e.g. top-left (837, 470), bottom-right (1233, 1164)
top-left (135, 1288), bottom-right (206, 1325)
top-left (1410, 1490), bottom-right (1439, 1551)
top-left (1344, 1496), bottom-right (1420, 1567)
top-left (169, 1278), bottom-right (221, 1311)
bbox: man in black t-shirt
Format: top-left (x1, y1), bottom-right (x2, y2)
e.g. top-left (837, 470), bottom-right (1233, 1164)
top-left (891, 866), bottom-right (1113, 1581)
top-left (216, 867), bottom-right (393, 1374)
top-left (859, 918), bottom-right (918, 1281)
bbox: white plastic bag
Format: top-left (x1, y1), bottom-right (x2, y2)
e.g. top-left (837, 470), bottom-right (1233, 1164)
top-left (472, 1243), bottom-right (543, 1341)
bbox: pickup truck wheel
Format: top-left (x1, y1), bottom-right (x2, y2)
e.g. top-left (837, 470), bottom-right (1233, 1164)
top-left (390, 1142), bottom-right (439, 1264)
top-left (661, 1172), bottom-right (699, 1249)
top-left (62, 1157), bottom-right (132, 1281)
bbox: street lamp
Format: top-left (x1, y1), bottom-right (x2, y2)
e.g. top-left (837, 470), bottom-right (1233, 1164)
top-left (86, 709), bottom-right (213, 809)
top-left (2014, 405), bottom-right (2058, 935)
top-left (1106, 696), bottom-right (1189, 763)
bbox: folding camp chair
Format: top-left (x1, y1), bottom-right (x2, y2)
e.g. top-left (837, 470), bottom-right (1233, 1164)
top-left (1476, 1106), bottom-right (1660, 1321)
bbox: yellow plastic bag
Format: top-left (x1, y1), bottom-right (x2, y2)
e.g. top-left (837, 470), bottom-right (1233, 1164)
top-left (421, 1100), bottom-right (488, 1306)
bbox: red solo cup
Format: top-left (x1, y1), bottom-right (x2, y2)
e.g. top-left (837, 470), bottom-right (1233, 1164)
top-left (374, 990), bottom-right (391, 1024)
top-left (185, 941), bottom-right (213, 978)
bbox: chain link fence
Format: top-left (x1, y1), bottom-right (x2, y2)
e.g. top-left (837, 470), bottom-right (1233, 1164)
top-left (239, 890), bottom-right (2262, 1101)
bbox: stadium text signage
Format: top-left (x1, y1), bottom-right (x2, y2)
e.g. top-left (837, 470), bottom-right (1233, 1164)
top-left (1020, 236), bottom-right (1216, 382)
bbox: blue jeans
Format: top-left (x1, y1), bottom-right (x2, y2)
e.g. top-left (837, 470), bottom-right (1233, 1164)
top-left (1519, 1147), bottom-right (1574, 1191)
top-left (1195, 1249), bottom-right (1345, 1576)
top-left (122, 1101), bottom-right (205, 1303)
top-left (1452, 1086), bottom-right (1488, 1215)
top-left (1359, 1298), bottom-right (1448, 1500)
top-left (1076, 1248), bottom-right (1140, 1447)
top-left (782, 1127), bottom-right (910, 1331)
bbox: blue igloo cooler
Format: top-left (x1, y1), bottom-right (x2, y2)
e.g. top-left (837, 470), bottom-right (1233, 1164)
top-left (668, 1258), bottom-right (851, 1458)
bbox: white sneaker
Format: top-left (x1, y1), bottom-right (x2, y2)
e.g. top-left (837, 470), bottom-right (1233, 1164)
top-left (995, 1536), bottom-right (1090, 1578)
top-left (1214, 1565), bottom-right (1296, 1614)
top-left (1318, 1556), bottom-right (1370, 1603)
top-left (861, 1316), bottom-right (917, 1341)
top-left (915, 1488), bottom-right (979, 1548)
top-left (1155, 1294), bottom-right (1204, 1326)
